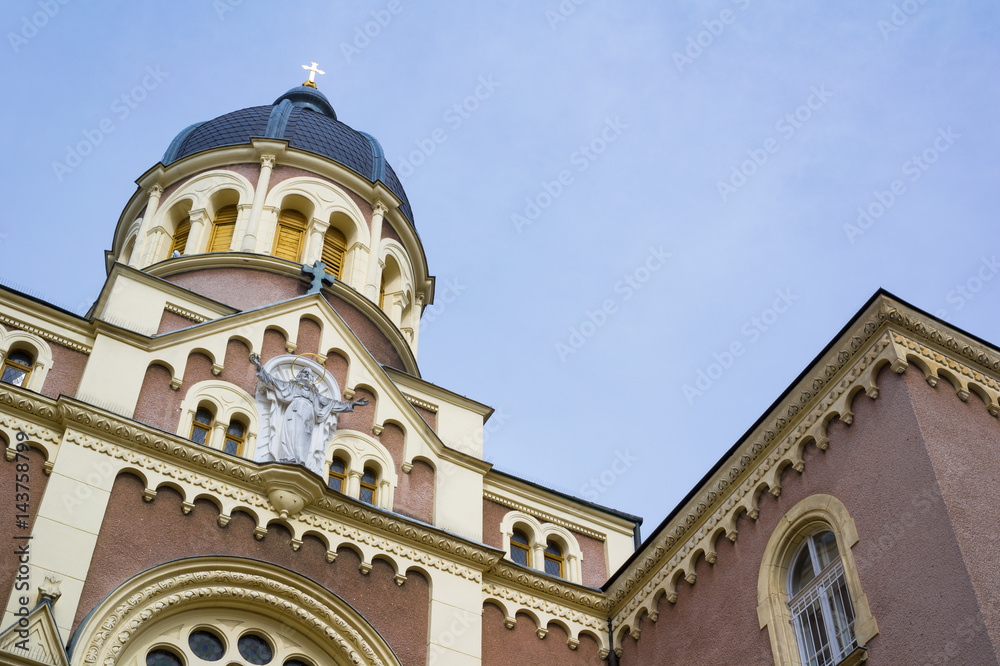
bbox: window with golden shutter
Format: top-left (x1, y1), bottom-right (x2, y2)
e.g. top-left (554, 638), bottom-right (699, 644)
top-left (273, 210), bottom-right (307, 262)
top-left (170, 218), bottom-right (191, 256)
top-left (321, 227), bottom-right (347, 278)
top-left (207, 205), bottom-right (238, 253)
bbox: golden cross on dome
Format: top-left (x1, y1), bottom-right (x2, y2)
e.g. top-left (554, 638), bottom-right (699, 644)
top-left (301, 61), bottom-right (325, 88)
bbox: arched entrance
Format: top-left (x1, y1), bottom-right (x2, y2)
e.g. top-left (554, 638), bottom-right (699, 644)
top-left (70, 557), bottom-right (401, 666)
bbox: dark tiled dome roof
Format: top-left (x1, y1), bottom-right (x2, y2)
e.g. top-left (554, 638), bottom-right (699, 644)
top-left (163, 87), bottom-right (413, 224)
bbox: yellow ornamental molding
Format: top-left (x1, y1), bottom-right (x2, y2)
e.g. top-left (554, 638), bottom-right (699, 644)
top-left (402, 393), bottom-right (438, 413)
top-left (483, 581), bottom-right (609, 652)
top-left (483, 491), bottom-right (607, 541)
top-left (163, 302), bottom-right (210, 324)
top-left (487, 560), bottom-right (608, 614)
top-left (606, 298), bottom-right (1000, 644)
top-left (0, 313), bottom-right (92, 354)
top-left (74, 562), bottom-right (398, 666)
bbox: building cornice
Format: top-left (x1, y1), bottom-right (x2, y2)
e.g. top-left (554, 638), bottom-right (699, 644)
top-left (604, 293), bottom-right (1000, 642)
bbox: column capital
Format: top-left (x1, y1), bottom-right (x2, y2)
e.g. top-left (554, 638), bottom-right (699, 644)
top-left (373, 200), bottom-right (389, 216)
top-left (148, 184), bottom-right (163, 199)
top-left (260, 154), bottom-right (276, 169)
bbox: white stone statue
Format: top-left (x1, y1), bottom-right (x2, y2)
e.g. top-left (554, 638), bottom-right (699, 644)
top-left (250, 353), bottom-right (368, 476)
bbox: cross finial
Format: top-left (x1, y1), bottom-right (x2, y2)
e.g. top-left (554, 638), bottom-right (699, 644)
top-left (302, 260), bottom-right (335, 294)
top-left (301, 61), bottom-right (325, 88)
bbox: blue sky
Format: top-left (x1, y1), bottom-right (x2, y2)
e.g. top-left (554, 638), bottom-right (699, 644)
top-left (2, 1), bottom-right (998, 530)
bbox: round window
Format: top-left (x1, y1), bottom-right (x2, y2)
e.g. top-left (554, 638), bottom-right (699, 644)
top-left (146, 648), bottom-right (182, 666)
top-left (238, 634), bottom-right (274, 664)
top-left (189, 629), bottom-right (225, 660)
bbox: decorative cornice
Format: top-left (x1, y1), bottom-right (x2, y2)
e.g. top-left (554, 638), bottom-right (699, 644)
top-left (0, 314), bottom-right (92, 354)
top-left (402, 393), bottom-right (438, 413)
top-left (163, 302), bottom-right (210, 324)
top-left (605, 295), bottom-right (1000, 641)
top-left (483, 580), bottom-right (607, 636)
top-left (486, 560), bottom-right (607, 613)
top-left (484, 491), bottom-right (606, 541)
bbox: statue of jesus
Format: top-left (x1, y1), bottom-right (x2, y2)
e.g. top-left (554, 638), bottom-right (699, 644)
top-left (250, 353), bottom-right (368, 476)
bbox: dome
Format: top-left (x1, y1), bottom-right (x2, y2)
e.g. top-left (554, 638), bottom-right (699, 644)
top-left (162, 86), bottom-right (413, 224)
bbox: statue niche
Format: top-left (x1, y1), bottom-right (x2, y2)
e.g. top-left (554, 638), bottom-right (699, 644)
top-left (251, 353), bottom-right (367, 476)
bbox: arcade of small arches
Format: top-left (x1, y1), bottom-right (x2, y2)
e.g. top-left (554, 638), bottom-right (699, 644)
top-left (117, 169), bottom-right (420, 342)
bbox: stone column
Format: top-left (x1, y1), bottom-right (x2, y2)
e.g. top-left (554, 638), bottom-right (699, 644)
top-left (363, 201), bottom-right (388, 300)
top-left (347, 470), bottom-right (362, 499)
top-left (305, 219), bottom-right (330, 266)
top-left (185, 208), bottom-right (209, 255)
top-left (241, 155), bottom-right (276, 253)
top-left (133, 185), bottom-right (163, 267)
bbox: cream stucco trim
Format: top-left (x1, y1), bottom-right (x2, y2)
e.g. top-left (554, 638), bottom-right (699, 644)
top-left (757, 494), bottom-right (877, 666)
top-left (328, 429), bottom-right (398, 511)
top-left (500, 511), bottom-right (584, 584)
top-left (177, 379), bottom-right (258, 453)
top-left (70, 557), bottom-right (401, 666)
top-left (608, 295), bottom-right (1000, 646)
top-left (0, 329), bottom-right (53, 393)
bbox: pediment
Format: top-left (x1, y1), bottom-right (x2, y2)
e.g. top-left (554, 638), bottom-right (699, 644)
top-left (0, 601), bottom-right (69, 666)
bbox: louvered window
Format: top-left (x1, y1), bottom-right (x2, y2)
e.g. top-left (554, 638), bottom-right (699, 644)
top-left (321, 227), bottom-right (347, 278)
top-left (207, 205), bottom-right (238, 252)
top-left (272, 210), bottom-right (307, 262)
top-left (170, 218), bottom-right (191, 256)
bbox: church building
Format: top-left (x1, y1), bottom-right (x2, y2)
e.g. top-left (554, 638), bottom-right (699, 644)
top-left (0, 71), bottom-right (997, 665)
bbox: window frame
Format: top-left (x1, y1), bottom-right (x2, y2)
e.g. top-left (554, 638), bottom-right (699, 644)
top-left (190, 406), bottom-right (214, 446)
top-left (758, 495), bottom-right (878, 666)
top-left (358, 466), bottom-right (378, 505)
top-left (223, 419), bottom-right (246, 456)
top-left (328, 456), bottom-right (347, 493)
top-left (1, 349), bottom-right (34, 388)
top-left (543, 540), bottom-right (565, 578)
top-left (510, 529), bottom-right (531, 567)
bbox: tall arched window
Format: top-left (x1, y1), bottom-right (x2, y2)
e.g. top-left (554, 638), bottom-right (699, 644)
top-left (169, 217), bottom-right (191, 256)
top-left (758, 495), bottom-right (877, 666)
top-left (190, 407), bottom-right (214, 445)
top-left (1, 350), bottom-right (34, 387)
top-left (321, 227), bottom-right (347, 278)
top-left (223, 420), bottom-right (246, 456)
top-left (788, 531), bottom-right (857, 665)
top-left (273, 210), bottom-right (307, 262)
top-left (328, 456), bottom-right (347, 492)
top-left (544, 540), bottom-right (565, 578)
top-left (510, 529), bottom-right (531, 567)
top-left (207, 205), bottom-right (238, 252)
top-left (359, 467), bottom-right (378, 505)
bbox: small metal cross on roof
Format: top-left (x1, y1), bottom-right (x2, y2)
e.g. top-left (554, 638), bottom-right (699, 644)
top-left (301, 61), bottom-right (325, 88)
top-left (302, 260), bottom-right (335, 294)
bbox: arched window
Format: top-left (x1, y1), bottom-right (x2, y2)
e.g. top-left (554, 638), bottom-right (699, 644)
top-left (170, 217), bottom-right (191, 256)
top-left (224, 420), bottom-right (246, 456)
top-left (321, 227), bottom-right (347, 279)
top-left (207, 205), bottom-right (238, 252)
top-left (758, 495), bottom-right (877, 666)
top-left (328, 456), bottom-right (347, 492)
top-left (273, 210), bottom-right (307, 262)
top-left (788, 531), bottom-right (857, 666)
top-left (1, 350), bottom-right (34, 387)
top-left (146, 648), bottom-right (182, 666)
top-left (544, 540), bottom-right (564, 578)
top-left (359, 467), bottom-right (377, 505)
top-left (510, 529), bottom-right (531, 567)
top-left (190, 407), bottom-right (214, 445)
